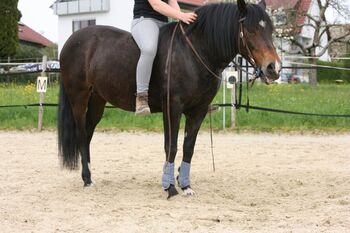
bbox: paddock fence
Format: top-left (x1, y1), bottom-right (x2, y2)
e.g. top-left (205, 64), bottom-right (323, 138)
top-left (0, 55), bottom-right (349, 130)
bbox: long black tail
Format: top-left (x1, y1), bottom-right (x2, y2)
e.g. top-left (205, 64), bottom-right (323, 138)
top-left (58, 80), bottom-right (79, 169)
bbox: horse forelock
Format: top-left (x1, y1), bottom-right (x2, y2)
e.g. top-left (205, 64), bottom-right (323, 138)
top-left (245, 4), bottom-right (273, 33)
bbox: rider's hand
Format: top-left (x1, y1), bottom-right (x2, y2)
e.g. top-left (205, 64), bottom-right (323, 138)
top-left (178, 12), bottom-right (197, 24)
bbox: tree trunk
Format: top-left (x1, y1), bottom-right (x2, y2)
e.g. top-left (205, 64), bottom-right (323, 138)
top-left (309, 58), bottom-right (318, 86)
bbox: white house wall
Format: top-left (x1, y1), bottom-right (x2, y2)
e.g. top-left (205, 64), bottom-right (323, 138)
top-left (57, 1), bottom-right (133, 54)
top-left (300, 0), bottom-right (329, 61)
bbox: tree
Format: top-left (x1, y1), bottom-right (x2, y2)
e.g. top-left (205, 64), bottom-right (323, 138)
top-left (274, 0), bottom-right (350, 85)
top-left (342, 44), bottom-right (350, 80)
top-left (0, 0), bottom-right (21, 59)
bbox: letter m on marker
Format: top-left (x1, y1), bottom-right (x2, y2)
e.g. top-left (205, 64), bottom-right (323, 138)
top-left (37, 76), bottom-right (48, 93)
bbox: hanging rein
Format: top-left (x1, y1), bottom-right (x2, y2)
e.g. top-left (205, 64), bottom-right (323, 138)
top-left (164, 17), bottom-right (263, 167)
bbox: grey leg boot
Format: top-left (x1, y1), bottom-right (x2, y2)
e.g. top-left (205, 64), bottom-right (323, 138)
top-left (135, 92), bottom-right (151, 116)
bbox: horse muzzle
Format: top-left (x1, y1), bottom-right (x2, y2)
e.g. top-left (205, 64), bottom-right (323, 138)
top-left (261, 61), bottom-right (281, 84)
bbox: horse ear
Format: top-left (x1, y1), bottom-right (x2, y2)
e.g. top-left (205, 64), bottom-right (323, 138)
top-left (258, 0), bottom-right (266, 10)
top-left (237, 0), bottom-right (247, 17)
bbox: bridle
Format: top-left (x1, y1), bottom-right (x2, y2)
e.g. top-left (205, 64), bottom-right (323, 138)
top-left (237, 17), bottom-right (263, 83)
top-left (177, 16), bottom-right (264, 83)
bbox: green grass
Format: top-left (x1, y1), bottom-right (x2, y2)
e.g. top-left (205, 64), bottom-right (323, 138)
top-left (0, 81), bottom-right (349, 132)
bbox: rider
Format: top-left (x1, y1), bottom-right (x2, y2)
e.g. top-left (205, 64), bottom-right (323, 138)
top-left (132, 0), bottom-right (197, 116)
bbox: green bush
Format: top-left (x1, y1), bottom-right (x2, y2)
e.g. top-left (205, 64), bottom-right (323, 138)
top-left (317, 60), bottom-right (349, 84)
top-left (13, 43), bottom-right (58, 62)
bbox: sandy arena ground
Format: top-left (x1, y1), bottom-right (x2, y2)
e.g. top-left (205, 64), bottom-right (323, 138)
top-left (0, 131), bottom-right (349, 233)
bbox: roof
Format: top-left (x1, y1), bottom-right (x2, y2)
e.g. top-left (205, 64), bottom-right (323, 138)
top-left (265, 0), bottom-right (300, 10)
top-left (18, 23), bottom-right (54, 47)
top-left (295, 0), bottom-right (312, 27)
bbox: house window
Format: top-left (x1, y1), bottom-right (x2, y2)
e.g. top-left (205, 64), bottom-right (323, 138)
top-left (72, 19), bottom-right (96, 33)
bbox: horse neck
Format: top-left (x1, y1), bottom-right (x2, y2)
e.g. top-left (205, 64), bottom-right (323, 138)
top-left (185, 30), bottom-right (238, 71)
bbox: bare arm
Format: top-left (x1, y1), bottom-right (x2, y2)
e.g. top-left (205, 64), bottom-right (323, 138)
top-left (168, 0), bottom-right (181, 11)
top-left (148, 0), bottom-right (197, 24)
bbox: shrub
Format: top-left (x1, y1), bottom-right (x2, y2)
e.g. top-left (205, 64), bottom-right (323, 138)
top-left (317, 60), bottom-right (349, 84)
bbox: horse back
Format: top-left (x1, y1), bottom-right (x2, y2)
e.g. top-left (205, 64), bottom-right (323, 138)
top-left (59, 25), bottom-right (163, 112)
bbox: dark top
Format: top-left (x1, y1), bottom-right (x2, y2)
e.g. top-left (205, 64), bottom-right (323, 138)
top-left (134, 0), bottom-right (169, 22)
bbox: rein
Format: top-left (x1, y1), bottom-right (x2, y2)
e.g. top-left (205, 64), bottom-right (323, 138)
top-left (164, 17), bottom-right (262, 170)
top-left (178, 18), bottom-right (262, 112)
top-left (164, 22), bottom-right (179, 165)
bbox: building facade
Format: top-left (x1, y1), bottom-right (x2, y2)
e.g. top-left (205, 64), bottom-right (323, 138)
top-left (266, 0), bottom-right (330, 82)
top-left (52, 0), bottom-right (203, 53)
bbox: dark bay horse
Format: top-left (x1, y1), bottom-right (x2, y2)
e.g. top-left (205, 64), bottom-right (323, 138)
top-left (58, 0), bottom-right (281, 198)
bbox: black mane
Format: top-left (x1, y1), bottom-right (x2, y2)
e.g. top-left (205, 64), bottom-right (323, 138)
top-left (186, 2), bottom-right (273, 63)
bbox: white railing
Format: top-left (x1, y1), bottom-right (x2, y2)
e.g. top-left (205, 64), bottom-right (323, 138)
top-left (53, 0), bottom-right (110, 15)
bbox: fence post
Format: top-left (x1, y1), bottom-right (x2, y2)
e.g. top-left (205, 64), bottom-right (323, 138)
top-left (38, 56), bottom-right (47, 131)
top-left (222, 72), bottom-right (226, 130)
top-left (231, 80), bottom-right (236, 128)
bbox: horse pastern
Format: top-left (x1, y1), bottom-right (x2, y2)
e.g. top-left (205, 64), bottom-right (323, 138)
top-left (165, 184), bottom-right (179, 200)
top-left (83, 180), bottom-right (95, 187)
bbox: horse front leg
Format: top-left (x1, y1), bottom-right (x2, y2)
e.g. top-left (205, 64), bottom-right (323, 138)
top-left (162, 103), bottom-right (182, 199)
top-left (178, 107), bottom-right (208, 196)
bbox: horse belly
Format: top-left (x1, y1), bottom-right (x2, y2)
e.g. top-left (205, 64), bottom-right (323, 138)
top-left (90, 34), bottom-right (162, 113)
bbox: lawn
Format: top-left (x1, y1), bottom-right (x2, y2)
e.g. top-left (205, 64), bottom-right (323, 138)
top-left (0, 80), bottom-right (349, 132)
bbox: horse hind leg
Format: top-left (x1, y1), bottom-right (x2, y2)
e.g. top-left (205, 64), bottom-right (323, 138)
top-left (85, 92), bottom-right (106, 165)
top-left (68, 87), bottom-right (94, 186)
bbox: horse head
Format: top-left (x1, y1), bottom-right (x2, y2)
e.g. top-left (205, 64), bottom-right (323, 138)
top-left (237, 0), bottom-right (281, 84)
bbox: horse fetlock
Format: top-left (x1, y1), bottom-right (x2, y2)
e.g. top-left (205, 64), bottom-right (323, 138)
top-left (82, 171), bottom-right (92, 186)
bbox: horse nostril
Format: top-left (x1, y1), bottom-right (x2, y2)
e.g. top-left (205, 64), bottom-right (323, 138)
top-left (267, 63), bottom-right (275, 72)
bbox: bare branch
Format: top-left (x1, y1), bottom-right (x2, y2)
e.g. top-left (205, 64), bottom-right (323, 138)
top-left (289, 38), bottom-right (307, 54)
top-left (319, 27), bottom-right (328, 39)
top-left (296, 23), bottom-right (316, 29)
top-left (276, 0), bottom-right (350, 58)
top-left (332, 31), bottom-right (350, 43)
top-left (328, 0), bottom-right (350, 20)
top-left (305, 14), bottom-right (320, 24)
top-left (305, 42), bottom-right (320, 51)
top-left (316, 31), bottom-right (350, 57)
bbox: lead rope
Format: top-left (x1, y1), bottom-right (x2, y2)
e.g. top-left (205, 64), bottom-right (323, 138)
top-left (209, 110), bottom-right (216, 172)
top-left (166, 22), bottom-right (216, 172)
top-left (164, 23), bottom-right (179, 166)
top-left (173, 18), bottom-right (260, 172)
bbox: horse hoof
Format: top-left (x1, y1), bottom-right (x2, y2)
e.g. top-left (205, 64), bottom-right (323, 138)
top-left (182, 186), bottom-right (196, 196)
top-left (84, 181), bottom-right (94, 187)
top-left (165, 184), bottom-right (179, 199)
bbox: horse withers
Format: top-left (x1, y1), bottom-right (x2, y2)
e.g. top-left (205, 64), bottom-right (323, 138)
top-left (58, 0), bottom-right (281, 199)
